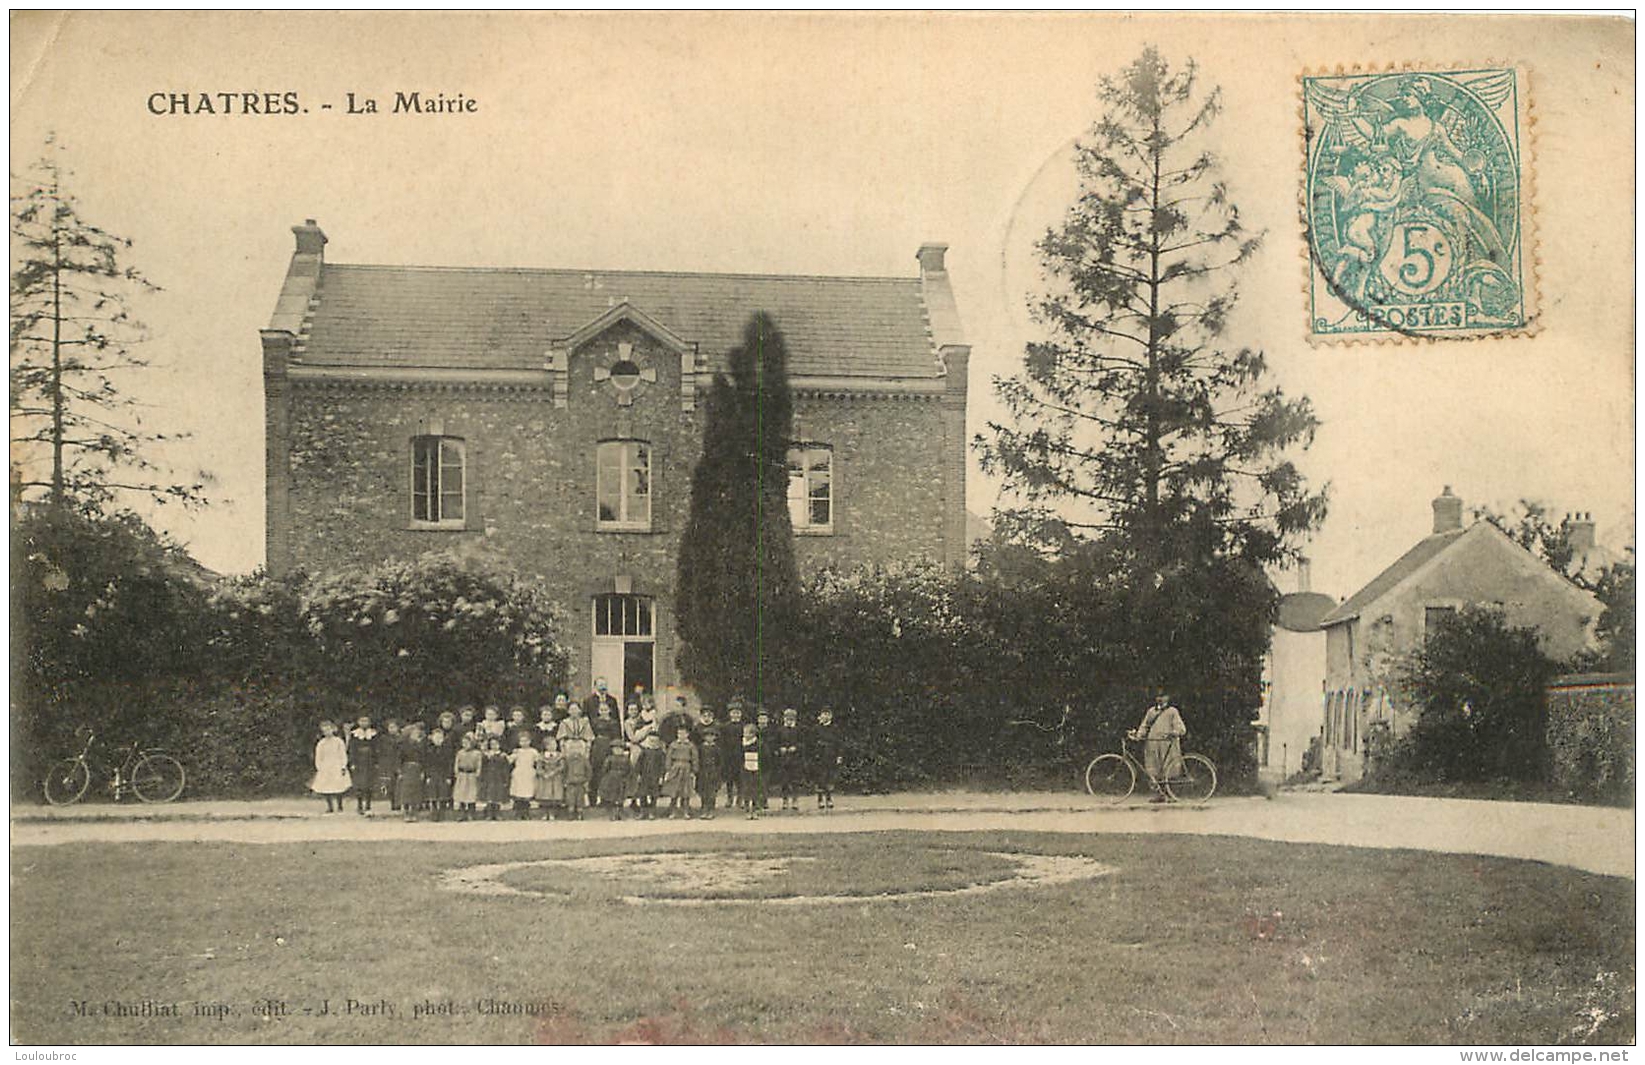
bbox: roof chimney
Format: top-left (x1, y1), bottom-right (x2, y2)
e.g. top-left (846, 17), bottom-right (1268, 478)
top-left (1432, 486), bottom-right (1463, 534)
top-left (1297, 558), bottom-right (1313, 593)
top-left (916, 242), bottom-right (948, 275)
top-left (1567, 511), bottom-right (1597, 554)
top-left (292, 219), bottom-right (327, 258)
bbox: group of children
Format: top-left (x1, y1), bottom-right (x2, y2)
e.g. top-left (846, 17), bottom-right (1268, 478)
top-left (309, 692), bottom-right (844, 822)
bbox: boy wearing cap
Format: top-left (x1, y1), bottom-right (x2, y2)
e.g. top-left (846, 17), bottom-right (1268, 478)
top-left (774, 707), bottom-right (804, 812)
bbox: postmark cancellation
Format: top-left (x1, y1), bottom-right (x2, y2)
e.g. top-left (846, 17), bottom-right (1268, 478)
top-left (1302, 66), bottom-right (1536, 342)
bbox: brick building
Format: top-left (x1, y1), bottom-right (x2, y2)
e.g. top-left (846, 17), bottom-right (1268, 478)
top-left (261, 221), bottom-right (970, 698)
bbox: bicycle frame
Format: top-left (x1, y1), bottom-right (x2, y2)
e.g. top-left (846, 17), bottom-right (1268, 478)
top-left (69, 732), bottom-right (157, 797)
top-left (1119, 734), bottom-right (1173, 789)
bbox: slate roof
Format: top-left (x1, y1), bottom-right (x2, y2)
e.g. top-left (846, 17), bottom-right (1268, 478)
top-left (1318, 527), bottom-right (1469, 627)
top-left (295, 263), bottom-right (942, 379)
top-left (1276, 591), bottom-right (1338, 633)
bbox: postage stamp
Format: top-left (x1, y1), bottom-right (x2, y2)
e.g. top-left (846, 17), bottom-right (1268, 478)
top-left (1302, 67), bottom-right (1534, 342)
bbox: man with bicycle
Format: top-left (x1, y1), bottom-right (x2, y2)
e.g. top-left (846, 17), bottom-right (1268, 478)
top-left (1129, 690), bottom-right (1187, 803)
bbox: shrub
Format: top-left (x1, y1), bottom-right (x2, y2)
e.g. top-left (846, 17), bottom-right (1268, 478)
top-left (14, 540), bottom-right (575, 800)
top-left (1389, 606), bottom-right (1562, 783)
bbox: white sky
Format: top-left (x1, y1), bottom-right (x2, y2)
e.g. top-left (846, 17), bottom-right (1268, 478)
top-left (9, 11), bottom-right (1635, 601)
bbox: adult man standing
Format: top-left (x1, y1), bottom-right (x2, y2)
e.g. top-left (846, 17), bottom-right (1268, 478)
top-left (583, 677), bottom-right (620, 725)
top-left (1130, 690), bottom-right (1187, 803)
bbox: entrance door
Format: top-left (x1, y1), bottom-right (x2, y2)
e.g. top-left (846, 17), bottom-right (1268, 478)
top-left (592, 593), bottom-right (654, 702)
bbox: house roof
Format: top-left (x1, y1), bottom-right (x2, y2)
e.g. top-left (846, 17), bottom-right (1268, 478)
top-left (1318, 527), bottom-right (1469, 627)
top-left (294, 262), bottom-right (944, 380)
top-left (1276, 591), bottom-right (1338, 632)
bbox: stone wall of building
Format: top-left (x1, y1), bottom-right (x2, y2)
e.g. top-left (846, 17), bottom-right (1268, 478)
top-left (270, 320), bottom-right (955, 693)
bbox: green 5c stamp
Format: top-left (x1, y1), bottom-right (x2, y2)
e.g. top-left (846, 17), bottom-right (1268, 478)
top-left (1303, 68), bottom-right (1533, 341)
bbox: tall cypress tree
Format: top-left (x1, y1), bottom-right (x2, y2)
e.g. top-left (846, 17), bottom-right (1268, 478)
top-left (676, 312), bottom-right (799, 705)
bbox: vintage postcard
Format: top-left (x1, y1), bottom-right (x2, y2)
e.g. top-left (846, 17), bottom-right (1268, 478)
top-left (8, 11), bottom-right (1634, 1053)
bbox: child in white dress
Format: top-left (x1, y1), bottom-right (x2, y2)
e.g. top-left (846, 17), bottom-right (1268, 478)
top-left (310, 720), bottom-right (352, 813)
top-left (508, 733), bottom-right (539, 820)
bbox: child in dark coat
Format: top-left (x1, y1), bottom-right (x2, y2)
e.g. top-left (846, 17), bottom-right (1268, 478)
top-left (811, 707), bottom-right (842, 811)
top-left (397, 723), bottom-right (427, 822)
top-left (558, 710), bottom-right (592, 821)
top-left (347, 715), bottom-right (378, 815)
top-left (696, 707), bottom-right (722, 819)
top-left (597, 748), bottom-right (630, 820)
top-left (774, 707), bottom-right (803, 813)
top-left (478, 736), bottom-right (510, 821)
top-left (424, 726), bottom-right (453, 821)
top-left (719, 704), bottom-right (745, 808)
top-left (589, 703), bottom-right (622, 806)
top-left (379, 719), bottom-right (403, 810)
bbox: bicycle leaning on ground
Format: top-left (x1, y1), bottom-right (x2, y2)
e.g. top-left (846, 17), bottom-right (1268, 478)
top-left (1083, 732), bottom-right (1217, 804)
top-left (41, 727), bottom-right (187, 806)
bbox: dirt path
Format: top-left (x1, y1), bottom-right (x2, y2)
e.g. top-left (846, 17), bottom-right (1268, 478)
top-left (10, 791), bottom-right (1633, 878)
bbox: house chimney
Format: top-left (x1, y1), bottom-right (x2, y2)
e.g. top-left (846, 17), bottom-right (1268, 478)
top-left (1567, 511), bottom-right (1597, 554)
top-left (1297, 558), bottom-right (1313, 593)
top-left (916, 242), bottom-right (948, 275)
top-left (1432, 486), bottom-right (1463, 534)
top-left (292, 218), bottom-right (327, 258)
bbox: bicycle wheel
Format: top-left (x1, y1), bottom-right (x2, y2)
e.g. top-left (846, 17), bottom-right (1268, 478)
top-left (131, 753), bottom-right (186, 803)
top-left (1165, 754), bottom-right (1217, 804)
top-left (1084, 754), bottom-right (1136, 803)
top-left (43, 758), bottom-right (90, 806)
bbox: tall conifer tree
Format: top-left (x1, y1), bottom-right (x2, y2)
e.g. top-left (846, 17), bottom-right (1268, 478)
top-left (676, 313), bottom-right (800, 704)
top-left (980, 48), bottom-right (1325, 571)
top-left (10, 139), bottom-right (206, 514)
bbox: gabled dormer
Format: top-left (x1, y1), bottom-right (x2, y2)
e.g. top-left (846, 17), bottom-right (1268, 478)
top-left (545, 300), bottom-right (699, 411)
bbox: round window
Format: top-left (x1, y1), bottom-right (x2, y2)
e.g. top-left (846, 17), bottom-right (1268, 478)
top-left (610, 359), bottom-right (642, 390)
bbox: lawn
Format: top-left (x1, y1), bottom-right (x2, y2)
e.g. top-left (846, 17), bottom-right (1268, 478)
top-left (9, 831), bottom-right (1634, 1044)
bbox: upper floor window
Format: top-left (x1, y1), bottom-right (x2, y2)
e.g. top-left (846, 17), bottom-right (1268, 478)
top-left (1423, 605), bottom-right (1458, 644)
top-left (597, 440), bottom-right (651, 530)
top-left (787, 444), bottom-right (833, 531)
top-left (411, 435), bottom-right (465, 527)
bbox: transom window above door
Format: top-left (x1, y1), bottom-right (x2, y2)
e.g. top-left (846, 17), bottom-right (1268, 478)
top-left (593, 593), bottom-right (653, 637)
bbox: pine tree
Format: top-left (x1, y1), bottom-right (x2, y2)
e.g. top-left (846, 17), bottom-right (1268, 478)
top-left (980, 48), bottom-right (1325, 571)
top-left (676, 313), bottom-right (800, 705)
top-left (10, 138), bottom-right (207, 514)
